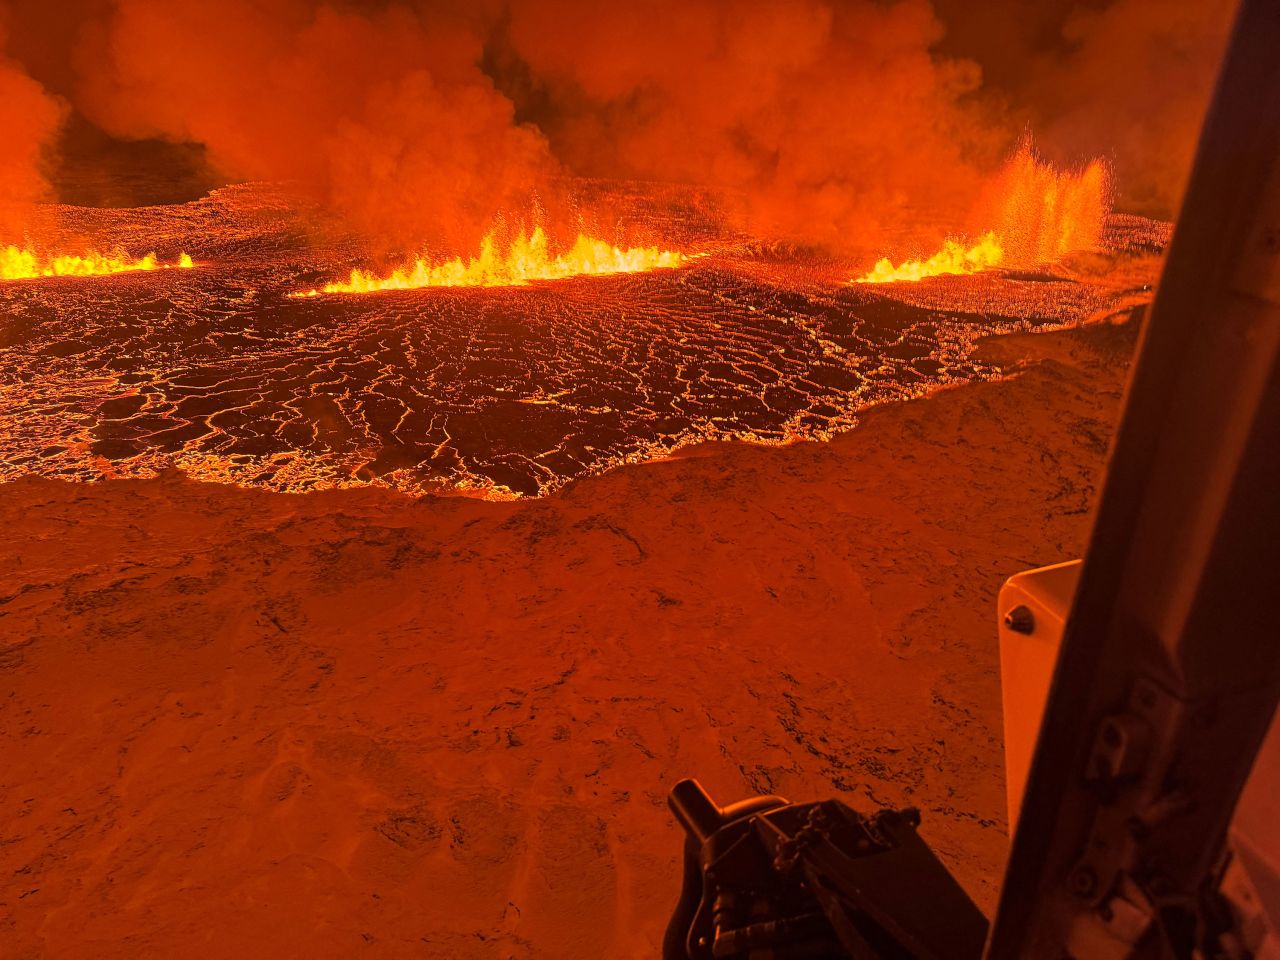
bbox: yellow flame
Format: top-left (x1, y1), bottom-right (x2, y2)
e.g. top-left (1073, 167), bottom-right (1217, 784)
top-left (856, 232), bottom-right (1004, 284)
top-left (294, 228), bottom-right (686, 297)
top-left (0, 247), bottom-right (194, 281)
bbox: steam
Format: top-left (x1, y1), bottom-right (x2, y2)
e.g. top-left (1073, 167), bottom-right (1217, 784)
top-left (0, 13), bottom-right (65, 243)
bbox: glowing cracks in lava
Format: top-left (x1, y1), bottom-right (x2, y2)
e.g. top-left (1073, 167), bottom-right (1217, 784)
top-left (1, 247), bottom-right (195, 281)
top-left (293, 228), bottom-right (687, 297)
top-left (856, 232), bottom-right (1004, 284)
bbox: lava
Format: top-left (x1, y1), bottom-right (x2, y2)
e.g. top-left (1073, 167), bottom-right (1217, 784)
top-left (855, 144), bottom-right (1110, 284)
top-left (1, 247), bottom-right (194, 281)
top-left (0, 182), bottom-right (1165, 500)
top-left (856, 232), bottom-right (1004, 285)
top-left (294, 228), bottom-right (686, 297)
top-left (990, 143), bottom-right (1109, 266)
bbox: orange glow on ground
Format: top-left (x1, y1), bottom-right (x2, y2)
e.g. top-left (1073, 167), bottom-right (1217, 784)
top-left (855, 143), bottom-right (1110, 284)
top-left (1, 247), bottom-right (194, 281)
top-left (294, 228), bottom-right (686, 297)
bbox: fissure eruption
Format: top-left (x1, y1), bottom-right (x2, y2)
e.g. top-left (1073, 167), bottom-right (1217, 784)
top-left (294, 228), bottom-right (686, 297)
top-left (1, 247), bottom-right (194, 281)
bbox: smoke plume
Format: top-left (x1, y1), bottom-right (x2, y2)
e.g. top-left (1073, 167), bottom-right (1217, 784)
top-left (498, 0), bottom-right (1235, 248)
top-left (0, 12), bottom-right (66, 243)
top-left (503, 0), bottom-right (1005, 253)
top-left (931, 0), bottom-right (1237, 218)
top-left (0, 0), bottom-right (1244, 254)
top-left (1023, 0), bottom-right (1237, 218)
top-left (75, 0), bottom-right (556, 253)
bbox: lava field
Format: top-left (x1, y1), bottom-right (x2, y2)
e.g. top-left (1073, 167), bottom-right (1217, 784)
top-left (0, 183), bottom-right (1164, 498)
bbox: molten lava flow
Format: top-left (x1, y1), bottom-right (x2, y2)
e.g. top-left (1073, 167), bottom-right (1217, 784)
top-left (1, 247), bottom-right (195, 281)
top-left (856, 232), bottom-right (1004, 284)
top-left (855, 142), bottom-right (1110, 284)
top-left (294, 228), bottom-right (686, 296)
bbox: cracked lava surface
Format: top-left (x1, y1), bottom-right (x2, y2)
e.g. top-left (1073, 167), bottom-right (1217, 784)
top-left (0, 183), bottom-right (1166, 498)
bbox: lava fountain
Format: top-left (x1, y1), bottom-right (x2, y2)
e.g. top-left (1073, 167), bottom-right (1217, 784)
top-left (1, 247), bottom-right (195, 282)
top-left (856, 143), bottom-right (1110, 284)
top-left (293, 227), bottom-right (687, 297)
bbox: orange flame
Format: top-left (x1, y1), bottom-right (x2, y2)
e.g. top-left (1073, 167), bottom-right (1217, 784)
top-left (855, 143), bottom-right (1109, 284)
top-left (1, 247), bottom-right (195, 282)
top-left (294, 228), bottom-right (686, 297)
